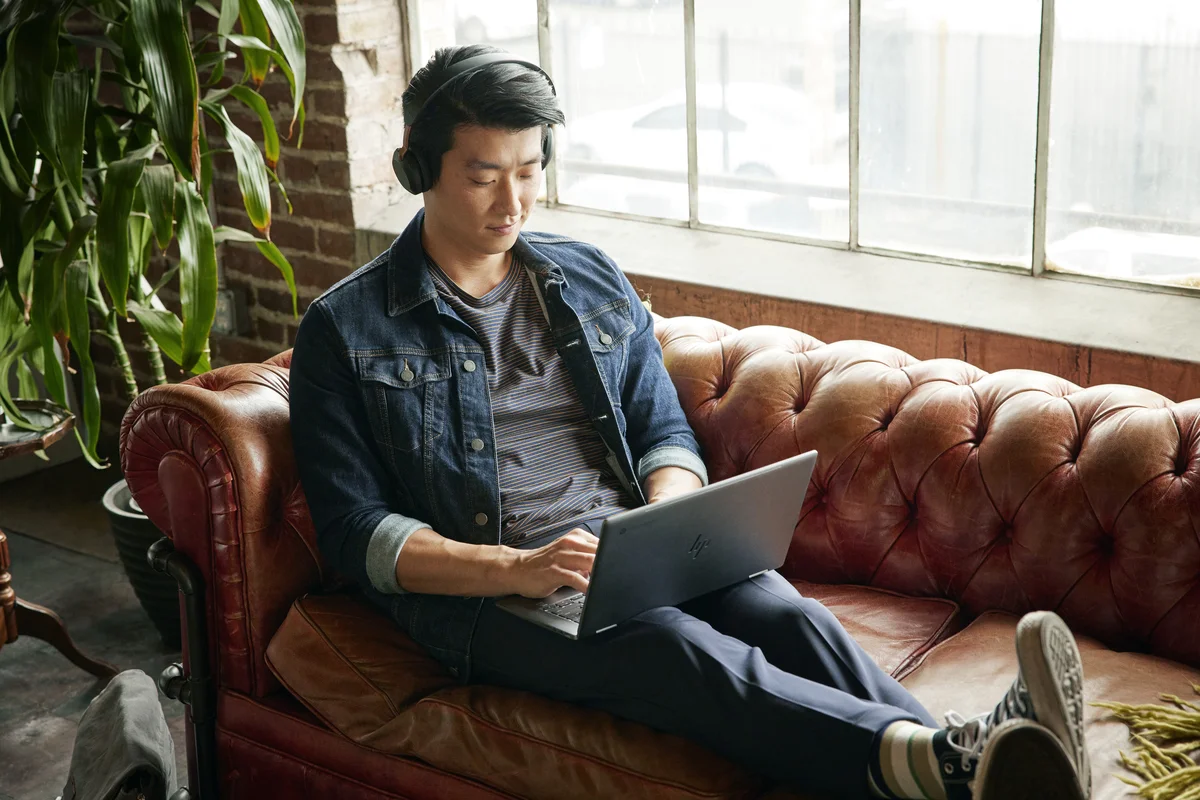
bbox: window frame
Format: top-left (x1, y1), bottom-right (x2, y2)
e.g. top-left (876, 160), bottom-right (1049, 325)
top-left (403, 0), bottom-right (1200, 300)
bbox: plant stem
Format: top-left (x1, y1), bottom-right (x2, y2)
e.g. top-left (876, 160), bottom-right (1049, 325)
top-left (89, 267), bottom-right (139, 401)
top-left (142, 329), bottom-right (167, 385)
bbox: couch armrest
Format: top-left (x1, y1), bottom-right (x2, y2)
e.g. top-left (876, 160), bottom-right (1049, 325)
top-left (120, 361), bottom-right (334, 697)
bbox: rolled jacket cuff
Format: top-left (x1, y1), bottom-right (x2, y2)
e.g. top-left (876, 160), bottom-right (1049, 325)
top-left (366, 513), bottom-right (432, 594)
top-left (637, 445), bottom-right (709, 489)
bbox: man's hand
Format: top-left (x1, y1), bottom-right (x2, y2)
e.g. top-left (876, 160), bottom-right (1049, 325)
top-left (644, 465), bottom-right (703, 504)
top-left (510, 529), bottom-right (598, 598)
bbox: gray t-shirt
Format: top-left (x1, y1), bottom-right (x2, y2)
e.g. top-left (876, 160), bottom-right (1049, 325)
top-left (427, 252), bottom-right (632, 545)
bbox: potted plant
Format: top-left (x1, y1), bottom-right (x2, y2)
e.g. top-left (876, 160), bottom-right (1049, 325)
top-left (0, 0), bottom-right (304, 647)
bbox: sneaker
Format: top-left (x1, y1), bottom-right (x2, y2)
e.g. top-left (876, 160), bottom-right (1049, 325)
top-left (973, 719), bottom-right (1086, 800)
top-left (1014, 611), bottom-right (1090, 798)
top-left (934, 611), bottom-right (1090, 799)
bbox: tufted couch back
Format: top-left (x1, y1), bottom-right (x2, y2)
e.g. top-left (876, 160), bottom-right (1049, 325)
top-left (120, 317), bottom-right (1200, 701)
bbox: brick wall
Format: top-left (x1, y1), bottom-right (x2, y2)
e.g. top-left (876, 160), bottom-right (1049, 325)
top-left (94, 0), bottom-right (410, 452)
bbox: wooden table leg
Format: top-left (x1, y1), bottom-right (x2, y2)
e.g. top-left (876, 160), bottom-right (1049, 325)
top-left (1, 527), bottom-right (120, 680)
top-left (14, 597), bottom-right (120, 679)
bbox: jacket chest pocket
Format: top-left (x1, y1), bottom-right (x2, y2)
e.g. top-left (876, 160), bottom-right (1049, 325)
top-left (356, 353), bottom-right (451, 453)
top-left (579, 300), bottom-right (635, 404)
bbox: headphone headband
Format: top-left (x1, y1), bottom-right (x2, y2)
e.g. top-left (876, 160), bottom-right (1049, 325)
top-left (403, 53), bottom-right (556, 127)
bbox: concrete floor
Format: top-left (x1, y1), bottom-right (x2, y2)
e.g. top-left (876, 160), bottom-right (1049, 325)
top-left (0, 462), bottom-right (188, 800)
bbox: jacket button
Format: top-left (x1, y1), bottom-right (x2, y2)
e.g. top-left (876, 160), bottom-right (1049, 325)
top-left (463, 360), bottom-right (477, 372)
top-left (599, 333), bottom-right (613, 346)
top-left (474, 512), bottom-right (488, 526)
top-left (471, 438), bottom-right (485, 451)
top-left (400, 368), bottom-right (415, 381)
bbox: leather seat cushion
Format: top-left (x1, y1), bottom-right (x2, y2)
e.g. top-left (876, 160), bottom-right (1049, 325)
top-left (899, 611), bottom-right (1200, 800)
top-left (265, 583), bottom-right (962, 800)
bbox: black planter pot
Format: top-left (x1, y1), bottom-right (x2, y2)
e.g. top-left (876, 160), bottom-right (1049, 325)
top-left (103, 479), bottom-right (182, 649)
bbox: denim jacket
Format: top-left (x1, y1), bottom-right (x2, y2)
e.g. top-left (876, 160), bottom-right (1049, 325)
top-left (289, 209), bottom-right (708, 679)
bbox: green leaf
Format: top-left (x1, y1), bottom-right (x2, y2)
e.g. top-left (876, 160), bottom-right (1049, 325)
top-left (218, 0), bottom-right (241, 42)
top-left (198, 115), bottom-right (213, 197)
top-left (195, 50), bottom-right (237, 70)
top-left (228, 85), bottom-right (279, 168)
top-left (52, 214), bottom-right (96, 310)
top-left (121, 17), bottom-right (143, 84)
top-left (31, 264), bottom-right (68, 410)
top-left (194, 0), bottom-right (220, 17)
top-left (65, 260), bottom-right (104, 465)
top-left (201, 100), bottom-right (271, 233)
top-left (12, 16), bottom-right (60, 171)
top-left (213, 225), bottom-right (297, 316)
top-left (176, 182), bottom-right (217, 372)
top-left (15, 355), bottom-right (37, 400)
top-left (223, 33), bottom-right (273, 52)
top-left (251, 0), bottom-right (305, 139)
top-left (51, 71), bottom-right (90, 197)
top-left (237, 0), bottom-right (272, 88)
top-left (96, 148), bottom-right (151, 317)
top-left (62, 33), bottom-right (125, 59)
top-left (140, 165), bottom-right (177, 250)
top-left (128, 299), bottom-right (211, 374)
top-left (130, 0), bottom-right (200, 181)
top-left (267, 165), bottom-right (292, 214)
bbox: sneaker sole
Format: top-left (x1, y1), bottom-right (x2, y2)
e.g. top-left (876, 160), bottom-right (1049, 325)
top-left (975, 719), bottom-right (1085, 800)
top-left (1014, 611), bottom-right (1091, 798)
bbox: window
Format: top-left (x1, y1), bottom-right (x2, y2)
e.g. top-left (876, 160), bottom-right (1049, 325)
top-left (409, 0), bottom-right (1200, 294)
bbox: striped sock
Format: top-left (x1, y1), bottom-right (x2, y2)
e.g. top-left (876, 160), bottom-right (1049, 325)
top-left (867, 721), bottom-right (946, 800)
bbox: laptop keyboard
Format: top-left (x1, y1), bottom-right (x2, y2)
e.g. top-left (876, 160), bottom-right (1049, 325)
top-left (536, 593), bottom-right (586, 623)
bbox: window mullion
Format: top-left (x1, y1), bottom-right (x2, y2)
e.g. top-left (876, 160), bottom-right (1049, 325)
top-left (537, 0), bottom-right (558, 206)
top-left (849, 0), bottom-right (861, 250)
top-left (1031, 0), bottom-right (1056, 275)
top-left (684, 0), bottom-right (699, 228)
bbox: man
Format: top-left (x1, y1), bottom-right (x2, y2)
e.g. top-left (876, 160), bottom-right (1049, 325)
top-left (289, 44), bottom-right (1091, 799)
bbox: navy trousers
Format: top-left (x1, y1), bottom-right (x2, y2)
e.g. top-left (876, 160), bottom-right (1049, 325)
top-left (470, 570), bottom-right (939, 798)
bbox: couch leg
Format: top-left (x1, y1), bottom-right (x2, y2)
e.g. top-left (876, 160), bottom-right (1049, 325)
top-left (149, 537), bottom-right (218, 800)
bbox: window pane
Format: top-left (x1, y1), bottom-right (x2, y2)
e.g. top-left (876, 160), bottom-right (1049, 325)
top-left (859, 1), bottom-right (1041, 265)
top-left (1045, 1), bottom-right (1200, 289)
top-left (694, 0), bottom-right (849, 241)
top-left (552, 2), bottom-right (688, 220)
top-left (416, 0), bottom-right (541, 66)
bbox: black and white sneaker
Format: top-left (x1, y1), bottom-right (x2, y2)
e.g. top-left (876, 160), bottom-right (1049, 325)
top-left (932, 611), bottom-right (1090, 798)
top-left (1013, 611), bottom-right (1090, 797)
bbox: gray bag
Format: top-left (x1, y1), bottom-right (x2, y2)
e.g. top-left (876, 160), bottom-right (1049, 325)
top-left (60, 669), bottom-right (178, 800)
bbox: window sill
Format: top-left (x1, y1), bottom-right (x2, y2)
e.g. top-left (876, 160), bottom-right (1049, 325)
top-left (359, 199), bottom-right (1199, 366)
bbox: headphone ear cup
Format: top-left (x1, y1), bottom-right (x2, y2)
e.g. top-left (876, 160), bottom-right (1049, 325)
top-left (541, 126), bottom-right (554, 170)
top-left (393, 147), bottom-right (431, 194)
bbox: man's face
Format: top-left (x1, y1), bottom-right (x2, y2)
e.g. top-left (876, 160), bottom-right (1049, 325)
top-left (423, 124), bottom-right (544, 256)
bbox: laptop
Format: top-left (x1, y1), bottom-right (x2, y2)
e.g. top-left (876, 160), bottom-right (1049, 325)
top-left (495, 449), bottom-right (818, 638)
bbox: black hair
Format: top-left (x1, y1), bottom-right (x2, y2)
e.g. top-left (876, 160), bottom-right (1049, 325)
top-left (402, 44), bottom-right (564, 188)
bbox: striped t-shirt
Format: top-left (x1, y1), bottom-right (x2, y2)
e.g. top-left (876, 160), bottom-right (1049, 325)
top-left (427, 252), bottom-right (633, 545)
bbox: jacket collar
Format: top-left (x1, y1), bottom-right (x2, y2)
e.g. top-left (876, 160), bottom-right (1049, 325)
top-left (387, 208), bottom-right (566, 317)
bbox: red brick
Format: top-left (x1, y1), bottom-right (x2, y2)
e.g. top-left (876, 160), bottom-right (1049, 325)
top-left (288, 190), bottom-right (354, 227)
top-left (258, 75), bottom-right (297, 110)
top-left (254, 317), bottom-right (287, 344)
top-left (304, 11), bottom-right (341, 46)
top-left (307, 51), bottom-right (346, 85)
top-left (212, 335), bottom-right (285, 367)
top-left (223, 243), bottom-right (289, 283)
top-left (317, 159), bottom-right (351, 190)
top-left (269, 218), bottom-right (317, 252)
top-left (257, 287), bottom-right (309, 316)
top-left (309, 88), bottom-right (346, 118)
top-left (290, 253), bottom-right (353, 289)
top-left (301, 120), bottom-right (348, 152)
top-left (280, 155), bottom-right (317, 185)
top-left (318, 228), bottom-right (355, 260)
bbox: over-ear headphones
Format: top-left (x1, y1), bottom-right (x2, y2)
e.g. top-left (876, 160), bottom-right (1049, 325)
top-left (393, 53), bottom-right (557, 194)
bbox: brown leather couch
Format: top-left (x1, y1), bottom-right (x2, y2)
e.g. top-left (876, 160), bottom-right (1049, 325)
top-left (120, 315), bottom-right (1200, 800)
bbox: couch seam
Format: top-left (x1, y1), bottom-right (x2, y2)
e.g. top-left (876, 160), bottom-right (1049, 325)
top-left (893, 603), bottom-right (963, 681)
top-left (418, 696), bottom-right (745, 799)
